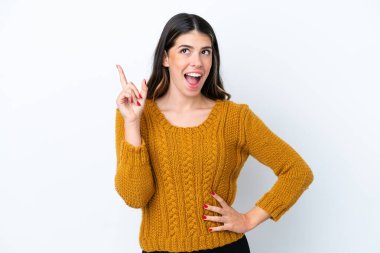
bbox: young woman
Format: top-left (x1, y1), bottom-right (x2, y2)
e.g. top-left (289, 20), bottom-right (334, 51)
top-left (114, 13), bottom-right (314, 253)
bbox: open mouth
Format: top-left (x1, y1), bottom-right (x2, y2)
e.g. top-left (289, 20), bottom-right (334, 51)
top-left (184, 73), bottom-right (202, 87)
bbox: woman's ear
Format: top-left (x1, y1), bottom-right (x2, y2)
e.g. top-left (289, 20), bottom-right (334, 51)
top-left (162, 50), bottom-right (169, 67)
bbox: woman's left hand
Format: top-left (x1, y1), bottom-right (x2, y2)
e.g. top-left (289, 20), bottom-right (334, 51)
top-left (203, 191), bottom-right (252, 233)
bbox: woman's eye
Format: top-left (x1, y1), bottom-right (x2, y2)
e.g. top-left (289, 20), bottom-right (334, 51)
top-left (180, 48), bottom-right (211, 55)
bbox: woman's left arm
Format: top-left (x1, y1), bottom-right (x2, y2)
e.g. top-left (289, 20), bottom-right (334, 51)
top-left (242, 104), bottom-right (314, 223)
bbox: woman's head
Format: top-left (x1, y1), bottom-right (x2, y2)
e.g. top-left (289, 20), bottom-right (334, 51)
top-left (146, 13), bottom-right (231, 101)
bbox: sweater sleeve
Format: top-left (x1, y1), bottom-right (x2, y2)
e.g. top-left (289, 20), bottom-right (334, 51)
top-left (114, 108), bottom-right (155, 208)
top-left (242, 104), bottom-right (314, 222)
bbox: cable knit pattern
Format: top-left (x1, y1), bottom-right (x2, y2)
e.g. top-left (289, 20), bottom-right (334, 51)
top-left (114, 98), bottom-right (314, 252)
top-left (159, 126), bottom-right (179, 238)
top-left (182, 130), bottom-right (198, 237)
top-left (201, 127), bottom-right (219, 234)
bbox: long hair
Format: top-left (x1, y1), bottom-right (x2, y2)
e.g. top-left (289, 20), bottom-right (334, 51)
top-left (146, 13), bottom-right (231, 101)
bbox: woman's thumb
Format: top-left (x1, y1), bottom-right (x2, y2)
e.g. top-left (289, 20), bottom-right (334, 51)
top-left (141, 78), bottom-right (148, 96)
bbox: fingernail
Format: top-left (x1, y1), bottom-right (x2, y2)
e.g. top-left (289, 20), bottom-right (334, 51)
top-left (131, 98), bottom-right (133, 103)
top-left (137, 101), bottom-right (141, 106)
top-left (202, 215), bottom-right (207, 220)
top-left (203, 204), bottom-right (208, 208)
top-left (211, 191), bottom-right (215, 196)
top-left (139, 93), bottom-right (142, 99)
top-left (209, 228), bottom-right (212, 232)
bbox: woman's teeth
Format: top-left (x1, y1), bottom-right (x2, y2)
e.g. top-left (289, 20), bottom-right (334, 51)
top-left (185, 73), bottom-right (202, 77)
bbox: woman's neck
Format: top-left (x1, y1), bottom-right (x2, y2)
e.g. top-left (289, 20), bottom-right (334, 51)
top-left (155, 94), bottom-right (213, 112)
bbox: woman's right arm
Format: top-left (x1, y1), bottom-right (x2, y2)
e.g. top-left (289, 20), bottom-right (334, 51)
top-left (114, 108), bottom-right (155, 208)
top-left (113, 64), bottom-right (155, 208)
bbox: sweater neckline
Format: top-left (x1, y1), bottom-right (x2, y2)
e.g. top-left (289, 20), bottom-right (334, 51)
top-left (147, 98), bottom-right (222, 132)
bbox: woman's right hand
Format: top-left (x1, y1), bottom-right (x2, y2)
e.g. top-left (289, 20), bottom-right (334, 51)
top-left (115, 64), bottom-right (148, 124)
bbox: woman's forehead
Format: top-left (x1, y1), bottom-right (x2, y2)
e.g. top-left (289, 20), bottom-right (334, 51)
top-left (174, 31), bottom-right (212, 48)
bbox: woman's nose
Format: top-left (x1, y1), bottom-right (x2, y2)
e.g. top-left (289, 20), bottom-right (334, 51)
top-left (190, 54), bottom-right (202, 67)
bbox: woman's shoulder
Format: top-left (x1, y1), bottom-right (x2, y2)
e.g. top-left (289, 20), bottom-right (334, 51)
top-left (220, 98), bottom-right (250, 113)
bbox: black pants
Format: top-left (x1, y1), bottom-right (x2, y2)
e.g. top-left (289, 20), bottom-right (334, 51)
top-left (142, 234), bottom-right (250, 253)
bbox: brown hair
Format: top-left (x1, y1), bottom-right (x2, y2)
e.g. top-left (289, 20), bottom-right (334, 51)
top-left (146, 13), bottom-right (231, 101)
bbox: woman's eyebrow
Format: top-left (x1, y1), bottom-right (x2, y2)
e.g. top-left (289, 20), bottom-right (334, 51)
top-left (177, 44), bottom-right (212, 50)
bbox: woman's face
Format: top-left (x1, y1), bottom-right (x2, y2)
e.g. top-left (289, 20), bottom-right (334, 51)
top-left (163, 30), bottom-right (213, 96)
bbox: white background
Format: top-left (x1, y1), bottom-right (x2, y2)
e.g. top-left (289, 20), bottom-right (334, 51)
top-left (1, 0), bottom-right (379, 252)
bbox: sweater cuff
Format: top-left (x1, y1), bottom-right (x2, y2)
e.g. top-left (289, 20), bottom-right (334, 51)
top-left (119, 138), bottom-right (150, 167)
top-left (255, 191), bottom-right (289, 222)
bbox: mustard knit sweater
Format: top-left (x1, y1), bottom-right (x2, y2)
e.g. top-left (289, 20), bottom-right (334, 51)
top-left (114, 98), bottom-right (314, 252)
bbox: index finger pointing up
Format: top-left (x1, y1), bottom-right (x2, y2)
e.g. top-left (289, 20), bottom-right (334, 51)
top-left (116, 64), bottom-right (128, 89)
